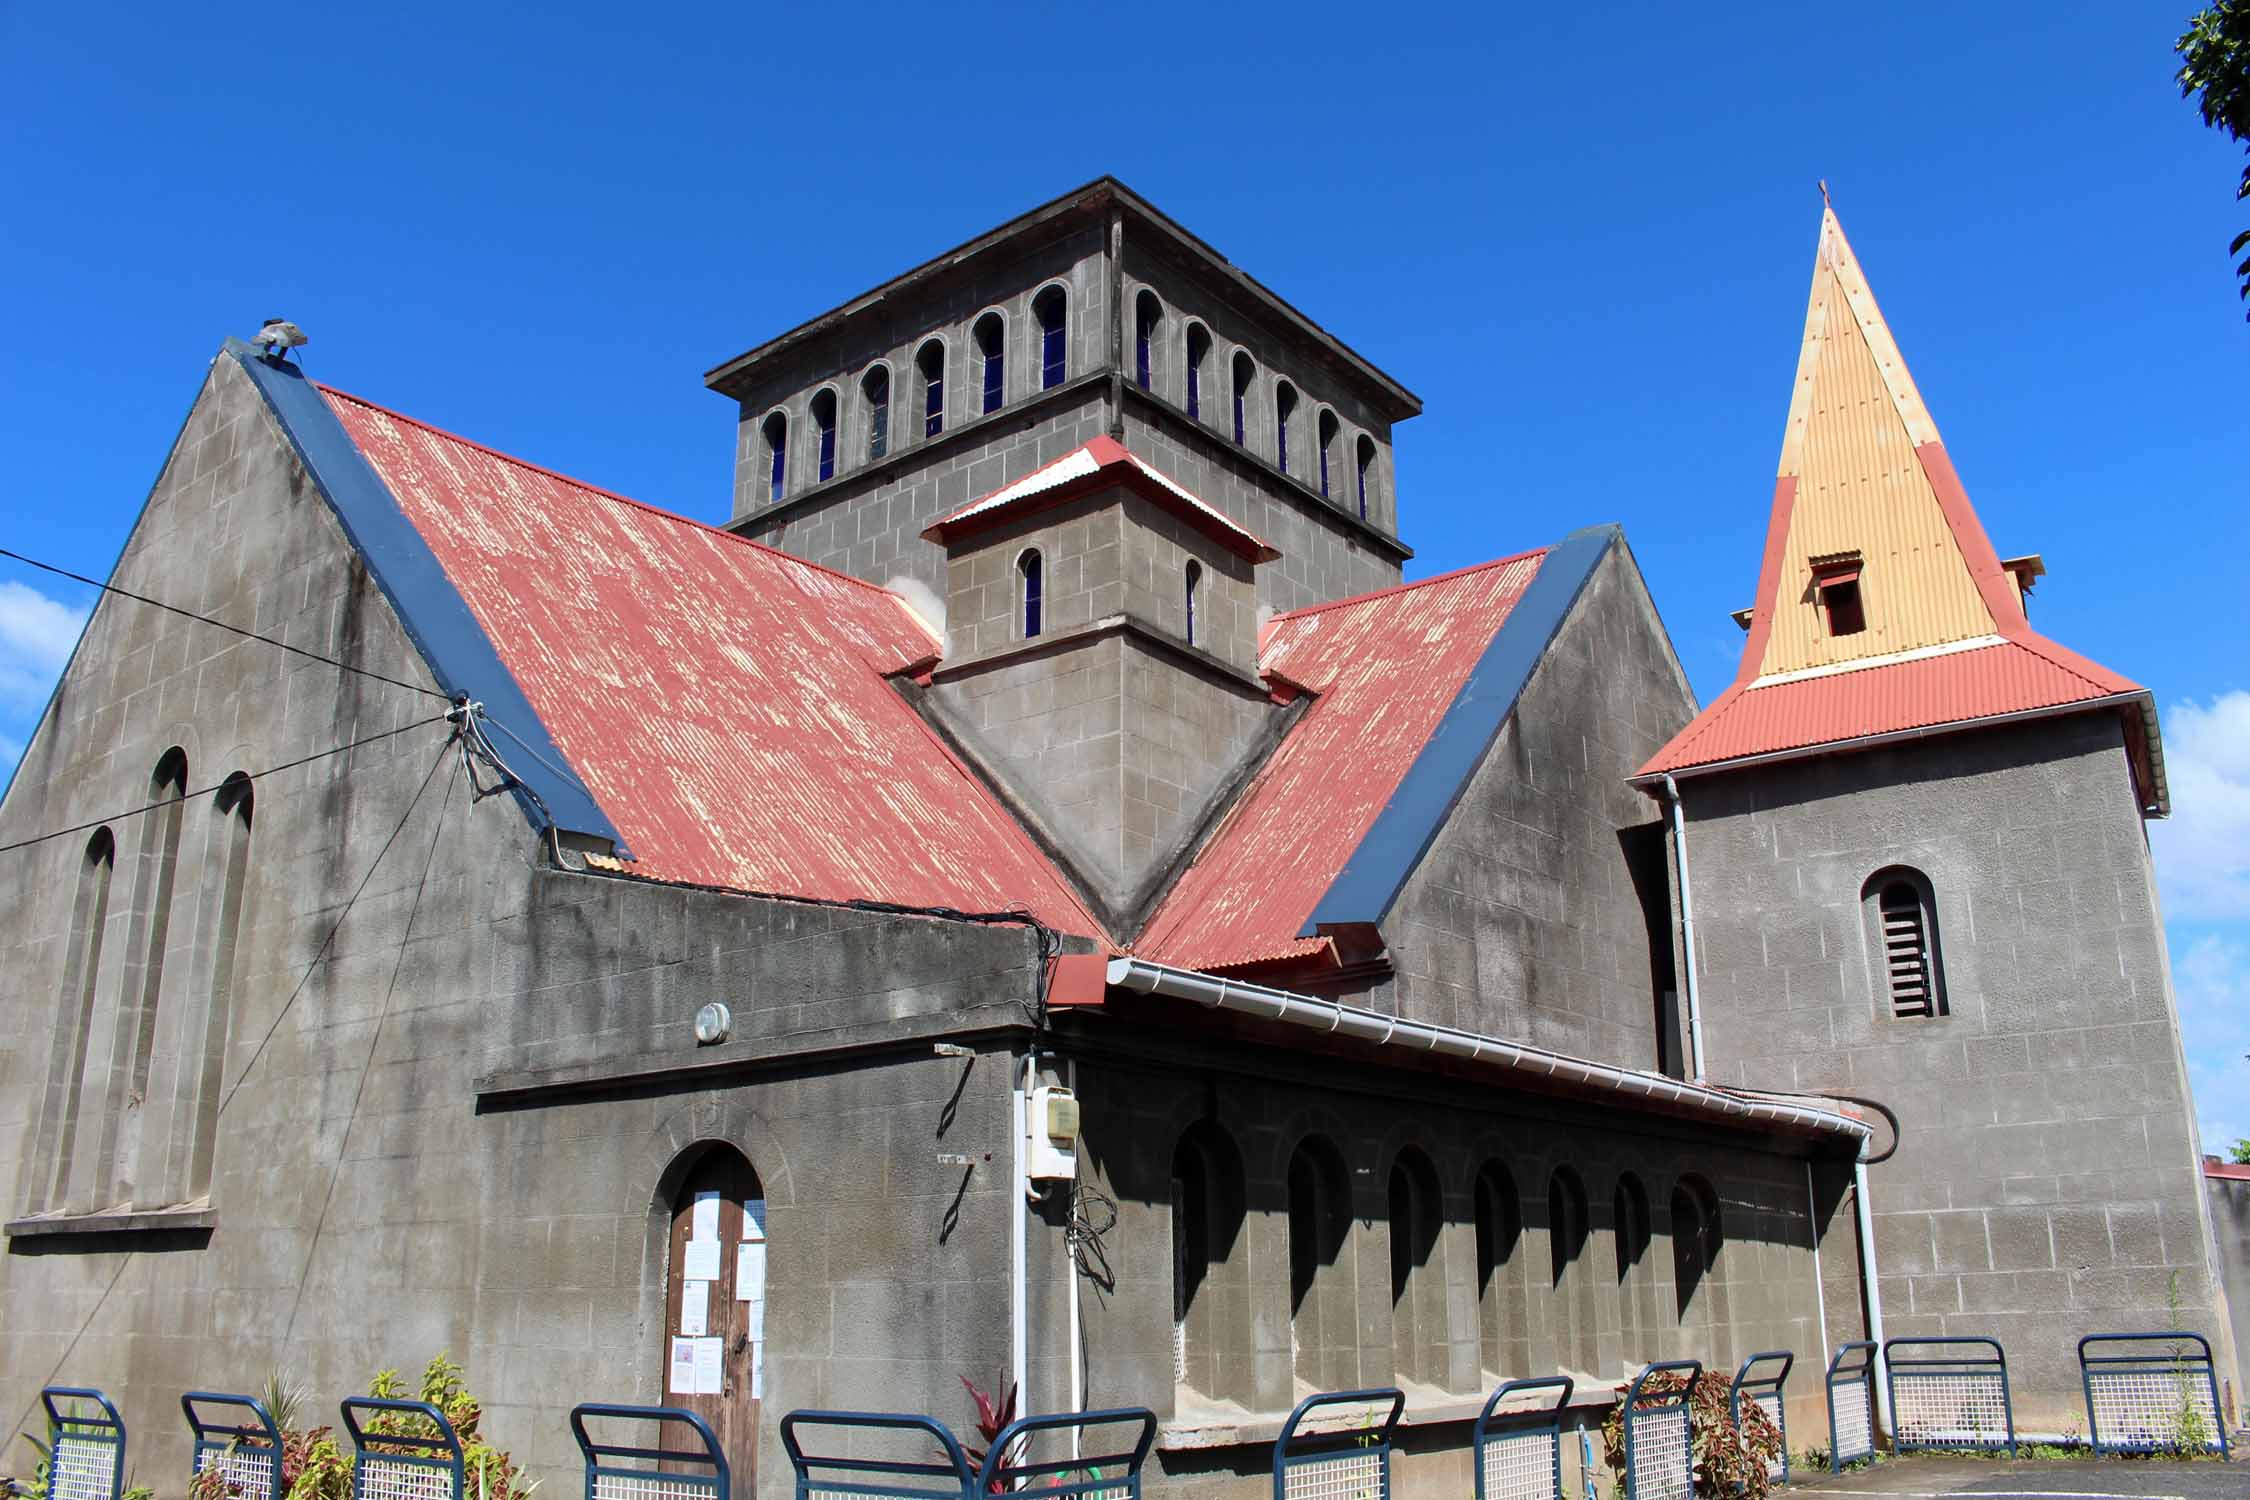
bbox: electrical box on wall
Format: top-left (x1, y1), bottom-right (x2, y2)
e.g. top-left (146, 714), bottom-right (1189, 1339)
top-left (1026, 1085), bottom-right (1079, 1182)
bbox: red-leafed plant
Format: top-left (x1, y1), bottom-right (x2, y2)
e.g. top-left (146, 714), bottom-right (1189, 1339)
top-left (958, 1376), bottom-right (1018, 1491)
top-left (1598, 1369), bottom-right (1783, 1500)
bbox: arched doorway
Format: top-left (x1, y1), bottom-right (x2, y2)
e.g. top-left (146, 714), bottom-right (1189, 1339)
top-left (662, 1144), bottom-right (764, 1497)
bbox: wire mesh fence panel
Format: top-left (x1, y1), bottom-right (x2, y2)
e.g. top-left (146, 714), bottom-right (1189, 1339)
top-left (1824, 1343), bottom-right (1876, 1469)
top-left (778, 1411), bottom-right (974, 1500)
top-left (183, 1392), bottom-right (285, 1500)
top-left (198, 1445), bottom-right (281, 1500)
top-left (1273, 1389), bottom-right (1404, 1500)
top-left (1884, 1339), bottom-right (2015, 1455)
top-left (1473, 1377), bottom-right (1572, 1500)
top-left (1729, 1352), bottom-right (1793, 1486)
top-left (2078, 1334), bottom-right (2228, 1456)
top-left (43, 1388), bottom-right (125, 1500)
top-left (342, 1399), bottom-right (464, 1500)
top-left (1620, 1363), bottom-right (1698, 1500)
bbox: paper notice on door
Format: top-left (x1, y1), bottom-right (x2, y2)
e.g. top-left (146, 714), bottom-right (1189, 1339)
top-left (683, 1238), bottom-right (721, 1282)
top-left (692, 1191), bottom-right (721, 1240)
top-left (742, 1199), bottom-right (767, 1241)
top-left (744, 1298), bottom-right (766, 1341)
top-left (735, 1241), bottom-right (767, 1298)
top-left (750, 1345), bottom-right (764, 1399)
top-left (680, 1279), bottom-right (710, 1337)
top-left (691, 1336), bottom-right (725, 1395)
top-left (668, 1337), bottom-right (697, 1395)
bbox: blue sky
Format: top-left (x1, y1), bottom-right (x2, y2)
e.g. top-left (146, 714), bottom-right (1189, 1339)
top-left (2, 4), bottom-right (2245, 1144)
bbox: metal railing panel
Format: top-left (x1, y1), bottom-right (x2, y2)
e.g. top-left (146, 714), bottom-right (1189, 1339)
top-left (1882, 1337), bottom-right (2014, 1456)
top-left (1272, 1389), bottom-right (1404, 1500)
top-left (2077, 1333), bottom-right (2228, 1457)
top-left (182, 1393), bottom-right (284, 1500)
top-left (570, 1404), bottom-right (732, 1500)
top-left (1472, 1377), bottom-right (1572, 1500)
top-left (1620, 1363), bottom-right (1699, 1500)
top-left (973, 1409), bottom-right (1155, 1500)
top-left (42, 1388), bottom-right (126, 1500)
top-left (1728, 1352), bottom-right (1793, 1485)
top-left (1823, 1343), bottom-right (1876, 1470)
top-left (341, 1397), bottom-right (466, 1500)
top-left (776, 1411), bottom-right (973, 1500)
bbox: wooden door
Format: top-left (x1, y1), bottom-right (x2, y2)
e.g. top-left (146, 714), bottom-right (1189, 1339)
top-left (663, 1147), bottom-right (764, 1500)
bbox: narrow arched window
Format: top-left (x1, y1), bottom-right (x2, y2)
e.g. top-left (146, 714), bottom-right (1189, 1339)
top-left (1865, 867), bottom-right (1946, 1018)
top-left (1474, 1161), bottom-right (1524, 1379)
top-left (1183, 559), bottom-right (1202, 647)
top-left (1134, 290), bottom-right (1161, 391)
top-left (1274, 381), bottom-right (1298, 476)
top-left (1317, 410), bottom-right (1340, 500)
top-left (1355, 435), bottom-right (1377, 521)
top-left (183, 774), bottom-right (253, 1199)
top-left (974, 312), bottom-right (1005, 415)
top-left (918, 339), bottom-right (946, 438)
top-left (104, 746), bottom-right (188, 1203)
top-left (761, 411), bottom-right (788, 502)
top-left (863, 366), bottom-right (891, 461)
top-left (1034, 286), bottom-right (1067, 388)
top-left (29, 827), bottom-right (116, 1214)
top-left (809, 388), bottom-right (838, 482)
top-left (1231, 351), bottom-right (1254, 446)
top-left (1018, 549), bottom-right (1043, 639)
top-left (1185, 323), bottom-right (1211, 421)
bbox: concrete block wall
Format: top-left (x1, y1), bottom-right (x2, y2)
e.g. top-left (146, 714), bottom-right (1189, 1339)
top-left (1681, 713), bottom-right (2234, 1429)
top-left (2205, 1170), bottom-right (2250, 1405)
top-left (1376, 544), bottom-right (1699, 1072)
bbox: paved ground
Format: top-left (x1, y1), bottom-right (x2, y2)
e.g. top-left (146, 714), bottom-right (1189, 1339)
top-left (1787, 1451), bottom-right (2243, 1500)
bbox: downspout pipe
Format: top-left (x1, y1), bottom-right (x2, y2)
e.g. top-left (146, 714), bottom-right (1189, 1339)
top-left (1010, 1049), bottom-right (1031, 1415)
top-left (1853, 1156), bottom-right (1893, 1435)
top-left (1660, 772), bottom-right (1706, 1083)
top-left (1104, 958), bottom-right (1871, 1145)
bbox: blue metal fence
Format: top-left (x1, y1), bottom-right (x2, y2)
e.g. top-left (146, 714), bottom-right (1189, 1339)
top-left (1619, 1363), bottom-right (1698, 1500)
top-left (569, 1404), bottom-right (730, 1500)
top-left (1272, 1389), bottom-right (1404, 1500)
top-left (41, 1387), bottom-right (125, 1500)
top-left (1823, 1343), bottom-right (1877, 1470)
top-left (776, 1412), bottom-right (973, 1500)
top-left (1728, 1352), bottom-right (1793, 1485)
top-left (341, 1398), bottom-right (465, 1500)
top-left (972, 1409), bottom-right (1155, 1500)
top-left (181, 1393), bottom-right (284, 1500)
top-left (2077, 1333), bottom-right (2228, 1457)
top-left (1883, 1338), bottom-right (2014, 1457)
top-left (1471, 1377), bottom-right (1572, 1500)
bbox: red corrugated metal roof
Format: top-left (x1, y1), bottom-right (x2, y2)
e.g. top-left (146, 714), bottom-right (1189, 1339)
top-left (321, 386), bottom-right (1105, 937)
top-left (1136, 551), bottom-right (1549, 970)
top-left (2206, 1159), bottom-right (2250, 1181)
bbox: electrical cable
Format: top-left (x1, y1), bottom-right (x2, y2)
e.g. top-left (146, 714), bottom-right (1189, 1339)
top-left (1063, 1181), bottom-right (1118, 1294)
top-left (0, 545), bottom-right (447, 701)
top-left (0, 713), bottom-right (452, 856)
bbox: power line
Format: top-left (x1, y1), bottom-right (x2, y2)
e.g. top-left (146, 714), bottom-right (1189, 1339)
top-left (0, 545), bottom-right (447, 702)
top-left (0, 712), bottom-right (453, 857)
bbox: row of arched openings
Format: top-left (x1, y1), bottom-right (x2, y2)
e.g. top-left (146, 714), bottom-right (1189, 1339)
top-left (1171, 1125), bottom-right (1727, 1403)
top-left (760, 286), bottom-right (1071, 504)
top-left (27, 749), bottom-right (255, 1215)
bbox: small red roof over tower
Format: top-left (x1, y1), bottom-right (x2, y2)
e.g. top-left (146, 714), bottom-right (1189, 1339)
top-left (922, 437), bottom-right (1279, 563)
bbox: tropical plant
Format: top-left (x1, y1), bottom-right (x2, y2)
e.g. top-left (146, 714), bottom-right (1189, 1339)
top-left (367, 1355), bottom-right (536, 1500)
top-left (14, 1434), bottom-right (52, 1500)
top-left (958, 1376), bottom-right (1018, 1492)
top-left (1598, 1369), bottom-right (1783, 1500)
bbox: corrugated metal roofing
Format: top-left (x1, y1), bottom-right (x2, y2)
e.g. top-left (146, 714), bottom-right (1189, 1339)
top-left (1137, 551), bottom-right (1548, 970)
top-left (321, 386), bottom-right (1106, 936)
top-left (923, 436), bottom-right (1279, 562)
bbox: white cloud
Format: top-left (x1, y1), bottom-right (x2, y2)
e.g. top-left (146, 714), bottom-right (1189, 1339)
top-left (2173, 928), bottom-right (2250, 1157)
top-left (0, 579), bottom-right (89, 714)
top-left (2150, 691), bottom-right (2250, 922)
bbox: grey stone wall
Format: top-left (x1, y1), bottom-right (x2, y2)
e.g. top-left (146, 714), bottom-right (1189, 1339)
top-left (1681, 714), bottom-right (2233, 1428)
top-left (1373, 543), bottom-right (1698, 1071)
top-left (2205, 1170), bottom-right (2250, 1408)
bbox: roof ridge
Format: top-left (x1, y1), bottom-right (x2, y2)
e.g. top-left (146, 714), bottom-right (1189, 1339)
top-left (314, 382), bottom-right (914, 604)
top-left (1269, 546), bottom-right (1550, 625)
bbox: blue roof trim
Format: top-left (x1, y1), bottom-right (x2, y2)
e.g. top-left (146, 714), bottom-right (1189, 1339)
top-left (227, 341), bottom-right (627, 855)
top-left (1300, 523), bottom-right (1619, 936)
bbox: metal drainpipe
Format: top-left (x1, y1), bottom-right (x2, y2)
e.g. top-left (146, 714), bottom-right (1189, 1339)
top-left (1806, 1160), bottom-right (1831, 1375)
top-left (1661, 773), bottom-right (1707, 1082)
top-left (1853, 1156), bottom-right (1892, 1434)
top-left (1011, 1048), bottom-right (1032, 1416)
top-left (1066, 1056), bottom-right (1083, 1450)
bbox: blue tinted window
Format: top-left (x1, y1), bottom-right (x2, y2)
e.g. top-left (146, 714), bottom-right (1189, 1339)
top-left (864, 368), bottom-right (890, 461)
top-left (1020, 551), bottom-right (1043, 638)
top-left (976, 314), bottom-right (1004, 415)
top-left (762, 413), bottom-right (787, 503)
top-left (918, 342), bottom-right (944, 438)
top-left (1034, 287), bottom-right (1067, 389)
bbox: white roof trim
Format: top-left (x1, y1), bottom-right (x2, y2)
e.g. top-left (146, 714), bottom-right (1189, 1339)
top-left (1747, 633), bottom-right (2007, 691)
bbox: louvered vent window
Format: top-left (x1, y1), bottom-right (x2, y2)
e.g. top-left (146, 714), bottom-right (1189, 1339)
top-left (1876, 877), bottom-right (1945, 1018)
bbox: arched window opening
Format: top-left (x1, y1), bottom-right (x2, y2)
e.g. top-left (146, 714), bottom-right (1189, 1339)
top-left (1274, 382), bottom-right (1298, 476)
top-left (104, 746), bottom-right (188, 1203)
top-left (974, 312), bottom-right (1005, 415)
top-left (1548, 1167), bottom-right (1597, 1375)
top-left (1614, 1173), bottom-right (1653, 1370)
top-left (917, 339), bottom-right (946, 438)
top-left (1170, 1123), bottom-right (1248, 1402)
top-left (862, 366), bottom-right (891, 462)
top-left (1287, 1135), bottom-right (1352, 1392)
top-left (1183, 560), bottom-right (1202, 647)
top-left (1865, 867), bottom-right (1946, 1019)
top-left (809, 389), bottom-right (838, 483)
top-left (1033, 285), bottom-right (1067, 389)
top-left (1388, 1147), bottom-right (1444, 1386)
top-left (1135, 290), bottom-right (1162, 391)
top-left (1355, 435), bottom-right (1377, 522)
top-left (1317, 411), bottom-right (1340, 500)
top-left (1018, 550), bottom-right (1043, 639)
top-left (1230, 352), bottom-right (1255, 447)
top-left (1185, 323), bottom-right (1211, 421)
top-left (1474, 1162), bottom-right (1525, 1380)
top-left (29, 827), bottom-right (116, 1214)
top-left (761, 412), bottom-right (788, 503)
top-left (181, 774), bottom-right (253, 1199)
top-left (661, 1144), bottom-right (767, 1447)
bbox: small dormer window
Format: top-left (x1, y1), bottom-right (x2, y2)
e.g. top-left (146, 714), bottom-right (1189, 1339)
top-left (1813, 555), bottom-right (1865, 637)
